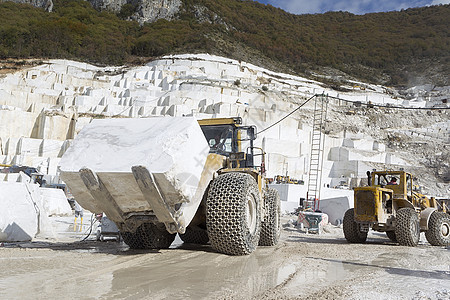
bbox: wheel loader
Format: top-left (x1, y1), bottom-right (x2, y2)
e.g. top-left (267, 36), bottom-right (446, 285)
top-left (343, 170), bottom-right (450, 246)
top-left (59, 116), bottom-right (281, 255)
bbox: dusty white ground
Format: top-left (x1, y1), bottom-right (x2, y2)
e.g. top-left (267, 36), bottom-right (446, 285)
top-left (0, 216), bottom-right (448, 300)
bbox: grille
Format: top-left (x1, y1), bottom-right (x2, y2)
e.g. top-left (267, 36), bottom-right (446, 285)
top-left (356, 190), bottom-right (375, 216)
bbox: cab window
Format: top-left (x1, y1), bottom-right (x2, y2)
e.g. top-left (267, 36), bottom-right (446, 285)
top-left (201, 125), bottom-right (235, 154)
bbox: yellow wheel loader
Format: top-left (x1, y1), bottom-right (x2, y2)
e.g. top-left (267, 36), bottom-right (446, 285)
top-left (59, 117), bottom-right (281, 255)
top-left (344, 170), bottom-right (449, 246)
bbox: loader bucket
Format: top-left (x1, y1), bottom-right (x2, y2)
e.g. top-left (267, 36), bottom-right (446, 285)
top-left (59, 117), bottom-right (223, 233)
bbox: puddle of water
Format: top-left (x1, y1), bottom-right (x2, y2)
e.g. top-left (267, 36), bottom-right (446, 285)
top-left (93, 248), bottom-right (358, 299)
top-left (286, 260), bottom-right (353, 290)
top-left (276, 264), bottom-right (298, 285)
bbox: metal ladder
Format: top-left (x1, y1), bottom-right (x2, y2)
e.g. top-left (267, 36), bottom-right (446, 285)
top-left (306, 94), bottom-right (329, 210)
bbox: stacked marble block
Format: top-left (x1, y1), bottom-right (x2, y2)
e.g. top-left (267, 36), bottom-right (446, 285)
top-left (0, 136), bottom-right (71, 182)
top-left (0, 55), bottom-right (419, 188)
top-left (0, 58), bottom-right (307, 181)
top-left (325, 133), bottom-right (410, 188)
top-left (397, 121), bottom-right (450, 142)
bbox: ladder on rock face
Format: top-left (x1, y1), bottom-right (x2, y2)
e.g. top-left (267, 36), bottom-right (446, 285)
top-left (306, 94), bottom-right (329, 210)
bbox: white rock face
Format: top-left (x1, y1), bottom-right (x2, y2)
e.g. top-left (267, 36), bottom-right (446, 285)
top-left (133, 0), bottom-right (182, 24)
top-left (88, 0), bottom-right (182, 24)
top-left (3, 0), bottom-right (54, 11)
top-left (89, 0), bottom-right (127, 12)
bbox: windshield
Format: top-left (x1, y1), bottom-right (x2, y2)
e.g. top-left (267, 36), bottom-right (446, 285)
top-left (375, 174), bottom-right (400, 186)
top-left (201, 125), bottom-right (235, 154)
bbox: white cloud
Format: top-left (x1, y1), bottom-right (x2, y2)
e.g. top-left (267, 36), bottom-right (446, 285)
top-left (430, 0), bottom-right (450, 4)
top-left (263, 0), bottom-right (445, 15)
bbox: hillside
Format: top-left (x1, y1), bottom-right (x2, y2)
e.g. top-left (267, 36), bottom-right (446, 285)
top-left (0, 0), bottom-right (449, 86)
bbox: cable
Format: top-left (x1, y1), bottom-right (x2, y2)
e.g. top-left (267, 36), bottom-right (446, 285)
top-left (80, 213), bottom-right (97, 242)
top-left (258, 92), bottom-right (448, 135)
top-left (258, 94), bottom-right (317, 134)
top-left (326, 94), bottom-right (449, 110)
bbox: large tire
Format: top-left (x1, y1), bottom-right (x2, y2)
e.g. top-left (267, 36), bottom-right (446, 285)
top-left (386, 231), bottom-right (397, 242)
top-left (121, 231), bottom-right (144, 249)
top-left (122, 223), bottom-right (176, 249)
top-left (259, 188), bottom-right (281, 246)
top-left (343, 208), bottom-right (368, 243)
top-left (395, 208), bottom-right (420, 247)
top-left (179, 225), bottom-right (209, 245)
top-left (206, 173), bottom-right (261, 255)
top-left (425, 211), bottom-right (450, 246)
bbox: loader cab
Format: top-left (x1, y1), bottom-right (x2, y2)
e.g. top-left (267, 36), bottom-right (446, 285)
top-left (198, 117), bottom-right (261, 170)
top-left (371, 171), bottom-right (413, 200)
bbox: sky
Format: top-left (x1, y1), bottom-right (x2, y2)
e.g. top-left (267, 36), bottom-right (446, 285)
top-left (256, 0), bottom-right (450, 15)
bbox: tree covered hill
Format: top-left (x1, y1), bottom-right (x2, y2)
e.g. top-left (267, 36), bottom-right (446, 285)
top-left (0, 0), bottom-right (449, 86)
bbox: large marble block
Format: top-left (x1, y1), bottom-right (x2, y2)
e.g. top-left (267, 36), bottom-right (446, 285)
top-left (59, 117), bottom-right (211, 229)
top-left (0, 182), bottom-right (39, 241)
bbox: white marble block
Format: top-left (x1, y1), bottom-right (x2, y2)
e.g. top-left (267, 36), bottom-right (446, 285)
top-left (59, 117), bottom-right (211, 230)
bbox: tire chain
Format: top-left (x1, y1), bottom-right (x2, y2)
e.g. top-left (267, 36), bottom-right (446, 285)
top-left (206, 172), bottom-right (261, 255)
top-left (395, 207), bottom-right (420, 247)
top-left (179, 226), bottom-right (209, 245)
top-left (343, 208), bottom-right (367, 243)
top-left (259, 188), bottom-right (281, 246)
top-left (425, 211), bottom-right (450, 246)
top-left (386, 230), bottom-right (397, 242)
top-left (122, 223), bottom-right (175, 249)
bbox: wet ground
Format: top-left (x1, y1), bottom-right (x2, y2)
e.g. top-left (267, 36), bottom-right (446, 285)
top-left (0, 216), bottom-right (449, 299)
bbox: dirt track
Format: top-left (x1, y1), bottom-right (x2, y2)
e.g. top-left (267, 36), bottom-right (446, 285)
top-left (0, 216), bottom-right (449, 300)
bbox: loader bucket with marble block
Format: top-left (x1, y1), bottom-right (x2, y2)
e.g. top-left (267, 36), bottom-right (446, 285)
top-left (59, 117), bottom-right (224, 238)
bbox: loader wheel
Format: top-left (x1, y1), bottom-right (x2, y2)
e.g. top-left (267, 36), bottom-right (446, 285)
top-left (259, 188), bottom-right (281, 246)
top-left (386, 231), bottom-right (397, 242)
top-left (121, 231), bottom-right (144, 249)
top-left (179, 225), bottom-right (209, 245)
top-left (206, 172), bottom-right (261, 255)
top-left (395, 208), bottom-right (420, 247)
top-left (425, 212), bottom-right (450, 246)
top-left (122, 223), bottom-right (176, 249)
top-left (343, 208), bottom-right (367, 243)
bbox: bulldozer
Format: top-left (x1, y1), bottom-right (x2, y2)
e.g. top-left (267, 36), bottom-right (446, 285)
top-left (344, 170), bottom-right (450, 246)
top-left (59, 116), bottom-right (281, 255)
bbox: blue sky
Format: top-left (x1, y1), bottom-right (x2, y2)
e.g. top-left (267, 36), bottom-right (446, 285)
top-left (255, 0), bottom-right (450, 15)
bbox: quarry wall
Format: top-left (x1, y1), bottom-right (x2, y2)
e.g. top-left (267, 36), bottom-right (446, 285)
top-left (0, 54), bottom-right (448, 214)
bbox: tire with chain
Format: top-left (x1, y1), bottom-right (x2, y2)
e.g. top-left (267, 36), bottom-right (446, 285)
top-left (121, 231), bottom-right (144, 249)
top-left (121, 223), bottom-right (176, 249)
top-left (395, 208), bottom-right (420, 247)
top-left (386, 231), bottom-right (397, 242)
top-left (343, 208), bottom-right (367, 243)
top-left (425, 211), bottom-right (450, 246)
top-left (259, 188), bottom-right (281, 246)
top-left (206, 172), bottom-right (261, 255)
top-left (179, 225), bottom-right (209, 245)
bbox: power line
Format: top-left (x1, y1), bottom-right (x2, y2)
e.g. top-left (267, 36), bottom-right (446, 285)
top-left (258, 94), bottom-right (317, 134)
top-left (258, 93), bottom-right (449, 135)
top-left (326, 94), bottom-right (449, 110)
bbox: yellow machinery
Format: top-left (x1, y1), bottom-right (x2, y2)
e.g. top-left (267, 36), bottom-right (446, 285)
top-left (194, 117), bottom-right (281, 254)
top-left (60, 116), bottom-right (281, 256)
top-left (274, 175), bottom-right (303, 185)
top-left (344, 170), bottom-right (449, 246)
